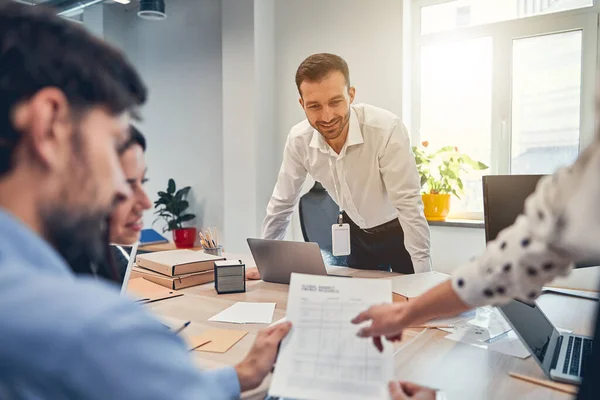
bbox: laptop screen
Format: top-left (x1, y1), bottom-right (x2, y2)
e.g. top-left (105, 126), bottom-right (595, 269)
top-left (482, 174), bottom-right (557, 365)
top-left (497, 297), bottom-right (555, 363)
top-left (119, 242), bottom-right (138, 294)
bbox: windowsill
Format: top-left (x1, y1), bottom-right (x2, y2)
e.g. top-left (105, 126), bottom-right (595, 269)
top-left (427, 218), bottom-right (485, 229)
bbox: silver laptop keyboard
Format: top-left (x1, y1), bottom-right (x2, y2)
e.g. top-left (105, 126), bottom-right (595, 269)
top-left (562, 336), bottom-right (593, 376)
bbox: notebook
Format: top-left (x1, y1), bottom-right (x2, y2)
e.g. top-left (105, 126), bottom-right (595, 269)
top-left (139, 228), bottom-right (169, 245)
top-left (131, 266), bottom-right (214, 290)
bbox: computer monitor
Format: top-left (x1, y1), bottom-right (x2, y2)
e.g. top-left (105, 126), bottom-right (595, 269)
top-left (482, 174), bottom-right (598, 267)
top-left (482, 174), bottom-right (543, 243)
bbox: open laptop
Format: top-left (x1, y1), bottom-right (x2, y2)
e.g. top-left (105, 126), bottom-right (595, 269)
top-left (119, 242), bottom-right (138, 295)
top-left (483, 175), bottom-right (594, 384)
top-left (498, 298), bottom-right (592, 384)
top-left (247, 238), bottom-right (349, 284)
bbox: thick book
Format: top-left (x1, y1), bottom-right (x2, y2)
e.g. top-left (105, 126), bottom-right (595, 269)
top-left (131, 266), bottom-right (214, 290)
top-left (135, 249), bottom-right (224, 276)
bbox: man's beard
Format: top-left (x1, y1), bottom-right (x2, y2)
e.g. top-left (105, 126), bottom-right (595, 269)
top-left (313, 106), bottom-right (351, 140)
top-left (40, 130), bottom-right (112, 269)
top-left (43, 207), bottom-right (109, 268)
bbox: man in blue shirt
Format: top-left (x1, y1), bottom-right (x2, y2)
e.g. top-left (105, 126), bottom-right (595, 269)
top-left (0, 3), bottom-right (291, 399)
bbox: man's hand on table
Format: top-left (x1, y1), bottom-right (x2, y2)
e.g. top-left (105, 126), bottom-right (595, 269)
top-left (245, 267), bottom-right (261, 280)
top-left (389, 382), bottom-right (437, 400)
top-left (235, 321), bottom-right (292, 391)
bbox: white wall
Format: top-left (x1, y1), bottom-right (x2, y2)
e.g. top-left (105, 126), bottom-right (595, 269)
top-left (221, 0), bottom-right (277, 253)
top-left (222, 0), bottom-right (258, 251)
top-left (254, 0), bottom-right (277, 232)
top-left (103, 0), bottom-right (224, 239)
top-left (430, 226), bottom-right (486, 273)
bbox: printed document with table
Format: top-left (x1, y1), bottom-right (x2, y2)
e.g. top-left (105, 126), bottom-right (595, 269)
top-left (269, 273), bottom-right (393, 400)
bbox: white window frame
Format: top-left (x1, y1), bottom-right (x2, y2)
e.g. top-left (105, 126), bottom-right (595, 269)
top-left (410, 0), bottom-right (600, 220)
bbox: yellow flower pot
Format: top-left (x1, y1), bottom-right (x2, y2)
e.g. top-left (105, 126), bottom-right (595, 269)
top-left (422, 194), bottom-right (451, 222)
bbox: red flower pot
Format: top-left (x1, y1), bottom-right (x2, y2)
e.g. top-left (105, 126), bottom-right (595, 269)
top-left (172, 227), bottom-right (197, 248)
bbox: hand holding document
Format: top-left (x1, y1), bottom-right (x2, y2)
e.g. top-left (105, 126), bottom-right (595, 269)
top-left (269, 273), bottom-right (394, 400)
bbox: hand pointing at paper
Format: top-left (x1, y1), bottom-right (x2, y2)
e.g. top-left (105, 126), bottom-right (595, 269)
top-left (352, 281), bottom-right (471, 352)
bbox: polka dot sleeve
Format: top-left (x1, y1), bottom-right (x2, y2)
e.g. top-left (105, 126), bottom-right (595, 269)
top-left (452, 140), bottom-right (600, 307)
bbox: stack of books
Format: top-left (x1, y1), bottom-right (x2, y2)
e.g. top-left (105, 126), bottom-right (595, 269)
top-left (133, 249), bottom-right (225, 290)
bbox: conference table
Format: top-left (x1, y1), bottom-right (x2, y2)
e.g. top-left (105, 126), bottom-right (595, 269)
top-left (138, 251), bottom-right (598, 400)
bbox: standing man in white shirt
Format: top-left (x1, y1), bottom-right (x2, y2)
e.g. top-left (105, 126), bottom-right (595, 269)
top-left (251, 53), bottom-right (431, 276)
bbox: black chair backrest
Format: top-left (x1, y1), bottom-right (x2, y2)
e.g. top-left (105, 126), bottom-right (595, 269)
top-left (298, 182), bottom-right (347, 266)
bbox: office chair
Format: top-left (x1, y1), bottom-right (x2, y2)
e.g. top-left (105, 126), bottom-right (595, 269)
top-left (298, 182), bottom-right (348, 266)
top-left (482, 174), bottom-right (598, 301)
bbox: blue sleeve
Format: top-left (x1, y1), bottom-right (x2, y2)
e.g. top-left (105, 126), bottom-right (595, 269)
top-left (65, 289), bottom-right (241, 400)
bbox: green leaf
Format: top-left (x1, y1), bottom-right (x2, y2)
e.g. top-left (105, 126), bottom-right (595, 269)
top-left (167, 178), bottom-right (176, 194)
top-left (167, 219), bottom-right (180, 231)
top-left (157, 191), bottom-right (172, 200)
top-left (154, 198), bottom-right (168, 207)
top-left (434, 145), bottom-right (455, 155)
top-left (174, 187), bottom-right (191, 204)
top-left (177, 186), bottom-right (191, 198)
top-left (177, 214), bottom-right (196, 223)
top-left (178, 200), bottom-right (189, 214)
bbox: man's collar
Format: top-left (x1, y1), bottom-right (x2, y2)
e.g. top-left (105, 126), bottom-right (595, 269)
top-left (0, 208), bottom-right (71, 276)
top-left (309, 106), bottom-right (364, 155)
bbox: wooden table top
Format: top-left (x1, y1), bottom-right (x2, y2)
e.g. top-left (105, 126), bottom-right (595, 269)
top-left (140, 253), bottom-right (598, 399)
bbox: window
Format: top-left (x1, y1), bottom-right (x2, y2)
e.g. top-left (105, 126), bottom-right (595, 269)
top-left (511, 30), bottom-right (582, 174)
top-left (421, 0), bottom-right (593, 34)
top-left (411, 0), bottom-right (598, 218)
top-left (420, 37), bottom-right (492, 213)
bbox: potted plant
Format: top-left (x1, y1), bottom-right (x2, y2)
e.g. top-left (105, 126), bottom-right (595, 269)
top-left (413, 141), bottom-right (489, 221)
top-left (154, 178), bottom-right (197, 248)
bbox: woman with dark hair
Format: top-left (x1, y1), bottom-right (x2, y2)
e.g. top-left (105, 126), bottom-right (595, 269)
top-left (72, 125), bottom-right (151, 282)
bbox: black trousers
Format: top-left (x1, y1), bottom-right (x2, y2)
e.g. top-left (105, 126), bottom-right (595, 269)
top-left (343, 212), bottom-right (414, 274)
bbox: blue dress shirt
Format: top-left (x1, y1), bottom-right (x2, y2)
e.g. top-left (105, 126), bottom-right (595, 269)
top-left (0, 209), bottom-right (240, 399)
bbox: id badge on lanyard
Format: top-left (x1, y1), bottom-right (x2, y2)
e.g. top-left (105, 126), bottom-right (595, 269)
top-left (329, 157), bottom-right (351, 256)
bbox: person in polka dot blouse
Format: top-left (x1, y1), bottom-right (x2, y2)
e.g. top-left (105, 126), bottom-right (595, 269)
top-left (352, 136), bottom-right (600, 399)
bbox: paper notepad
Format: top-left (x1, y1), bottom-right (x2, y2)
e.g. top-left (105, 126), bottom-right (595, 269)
top-left (189, 329), bottom-right (248, 353)
top-left (391, 271), bottom-right (450, 298)
top-left (208, 302), bottom-right (275, 324)
top-left (126, 278), bottom-right (183, 303)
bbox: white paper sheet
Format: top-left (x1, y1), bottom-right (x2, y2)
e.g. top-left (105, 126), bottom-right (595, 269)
top-left (269, 273), bottom-right (394, 400)
top-left (487, 331), bottom-right (531, 359)
top-left (390, 271), bottom-right (450, 298)
top-left (438, 307), bottom-right (512, 341)
top-left (208, 302), bottom-right (275, 324)
top-left (444, 327), bottom-right (531, 359)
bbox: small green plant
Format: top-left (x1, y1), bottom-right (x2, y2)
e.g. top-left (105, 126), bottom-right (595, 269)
top-left (154, 178), bottom-right (196, 232)
top-left (413, 141), bottom-right (489, 199)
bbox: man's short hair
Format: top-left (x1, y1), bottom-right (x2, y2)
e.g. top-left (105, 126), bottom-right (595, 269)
top-left (0, 1), bottom-right (147, 175)
top-left (295, 53), bottom-right (350, 95)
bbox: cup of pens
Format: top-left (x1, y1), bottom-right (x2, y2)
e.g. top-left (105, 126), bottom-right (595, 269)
top-left (199, 228), bottom-right (222, 256)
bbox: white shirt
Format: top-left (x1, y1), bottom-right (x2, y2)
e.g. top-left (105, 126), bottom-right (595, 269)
top-left (262, 103), bottom-right (432, 273)
top-left (452, 136), bottom-right (600, 307)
